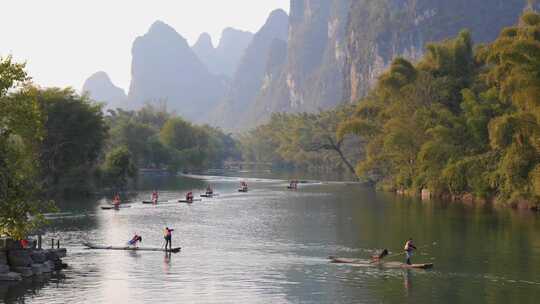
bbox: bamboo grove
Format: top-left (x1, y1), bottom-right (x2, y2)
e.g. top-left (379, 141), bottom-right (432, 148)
top-left (338, 12), bottom-right (540, 206)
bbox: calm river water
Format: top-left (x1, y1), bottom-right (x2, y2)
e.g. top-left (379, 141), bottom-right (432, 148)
top-left (1, 173), bottom-right (539, 303)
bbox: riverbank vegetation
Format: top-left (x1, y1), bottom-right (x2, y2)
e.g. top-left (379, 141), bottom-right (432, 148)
top-left (0, 57), bottom-right (52, 238)
top-left (339, 12), bottom-right (540, 207)
top-left (239, 106), bottom-right (361, 177)
top-left (1, 59), bottom-right (240, 201)
top-left (104, 104), bottom-right (240, 176)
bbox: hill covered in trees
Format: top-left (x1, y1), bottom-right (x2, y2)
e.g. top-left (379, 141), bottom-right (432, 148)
top-left (338, 12), bottom-right (540, 208)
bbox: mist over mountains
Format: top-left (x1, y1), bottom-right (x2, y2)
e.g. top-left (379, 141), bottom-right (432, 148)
top-left (83, 0), bottom-right (532, 130)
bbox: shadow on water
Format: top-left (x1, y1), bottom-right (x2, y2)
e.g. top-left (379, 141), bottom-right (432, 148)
top-left (0, 272), bottom-right (66, 304)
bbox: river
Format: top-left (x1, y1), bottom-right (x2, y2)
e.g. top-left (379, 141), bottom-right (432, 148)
top-left (2, 173), bottom-right (539, 303)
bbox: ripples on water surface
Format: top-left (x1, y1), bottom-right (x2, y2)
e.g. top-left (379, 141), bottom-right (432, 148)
top-left (2, 174), bottom-right (540, 303)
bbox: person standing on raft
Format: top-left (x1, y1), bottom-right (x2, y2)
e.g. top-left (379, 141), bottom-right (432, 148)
top-left (404, 238), bottom-right (417, 265)
top-left (164, 227), bottom-right (174, 251)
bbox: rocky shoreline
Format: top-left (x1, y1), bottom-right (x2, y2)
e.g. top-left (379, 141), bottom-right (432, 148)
top-left (0, 238), bottom-right (67, 282)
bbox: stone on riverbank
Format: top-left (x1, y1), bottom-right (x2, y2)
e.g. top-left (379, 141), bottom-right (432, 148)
top-left (11, 267), bottom-right (33, 278)
top-left (0, 264), bottom-right (10, 273)
top-left (0, 238), bottom-right (20, 250)
top-left (7, 250), bottom-right (32, 267)
top-left (42, 261), bottom-right (54, 273)
top-left (30, 251), bottom-right (47, 263)
top-left (52, 248), bottom-right (67, 258)
top-left (31, 264), bottom-right (44, 276)
top-left (0, 272), bottom-right (22, 281)
top-left (0, 238), bottom-right (68, 279)
top-left (0, 250), bottom-right (7, 265)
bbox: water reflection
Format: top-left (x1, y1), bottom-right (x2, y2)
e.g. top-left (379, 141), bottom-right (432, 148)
top-left (163, 252), bottom-right (172, 274)
top-left (403, 270), bottom-right (412, 297)
top-left (0, 273), bottom-right (67, 304)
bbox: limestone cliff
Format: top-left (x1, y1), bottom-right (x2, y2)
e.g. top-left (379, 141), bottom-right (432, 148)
top-left (242, 0), bottom-right (530, 130)
top-left (210, 9), bottom-right (289, 130)
top-left (344, 0), bottom-right (531, 102)
top-left (250, 0), bottom-right (350, 125)
top-left (127, 21), bottom-right (226, 122)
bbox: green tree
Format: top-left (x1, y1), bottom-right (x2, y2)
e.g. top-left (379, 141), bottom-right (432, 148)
top-left (110, 120), bottom-right (155, 166)
top-left (0, 57), bottom-right (51, 239)
top-left (100, 146), bottom-right (137, 190)
top-left (240, 107), bottom-right (361, 176)
top-left (160, 117), bottom-right (197, 150)
top-left (38, 87), bottom-right (108, 195)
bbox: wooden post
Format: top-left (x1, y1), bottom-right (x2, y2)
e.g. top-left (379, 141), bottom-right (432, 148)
top-left (38, 234), bottom-right (42, 249)
top-left (57, 240), bottom-right (60, 249)
top-left (51, 238), bottom-right (54, 249)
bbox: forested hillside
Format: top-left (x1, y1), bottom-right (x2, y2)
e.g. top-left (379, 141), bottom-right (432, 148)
top-left (338, 12), bottom-right (540, 207)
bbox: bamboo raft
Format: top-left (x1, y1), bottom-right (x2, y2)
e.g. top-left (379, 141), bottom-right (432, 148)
top-left (142, 200), bottom-right (168, 204)
top-left (101, 205), bottom-right (132, 210)
top-left (83, 242), bottom-right (181, 253)
top-left (329, 257), bottom-right (433, 269)
top-left (178, 199), bottom-right (202, 203)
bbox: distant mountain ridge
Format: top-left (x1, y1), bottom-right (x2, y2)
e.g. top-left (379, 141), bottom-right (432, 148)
top-left (126, 20), bottom-right (226, 122)
top-left (82, 71), bottom-right (127, 109)
top-left (83, 1), bottom-right (533, 131)
top-left (208, 9), bottom-right (289, 130)
top-left (192, 28), bottom-right (254, 77)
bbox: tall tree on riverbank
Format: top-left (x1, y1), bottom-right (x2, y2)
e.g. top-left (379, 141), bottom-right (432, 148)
top-left (38, 88), bottom-right (108, 196)
top-left (99, 146), bottom-right (137, 190)
top-left (480, 11), bottom-right (540, 203)
top-left (0, 57), bottom-right (50, 238)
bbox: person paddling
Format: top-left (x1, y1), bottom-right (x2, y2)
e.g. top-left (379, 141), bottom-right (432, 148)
top-left (127, 234), bottom-right (142, 248)
top-left (290, 180), bottom-right (298, 190)
top-left (206, 186), bottom-right (213, 195)
top-left (371, 249), bottom-right (389, 263)
top-left (151, 190), bottom-right (159, 204)
top-left (164, 227), bottom-right (174, 251)
top-left (186, 191), bottom-right (194, 202)
top-left (404, 238), bottom-right (417, 265)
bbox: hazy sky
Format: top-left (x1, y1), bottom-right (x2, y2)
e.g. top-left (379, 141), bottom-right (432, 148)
top-left (0, 0), bottom-right (289, 92)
